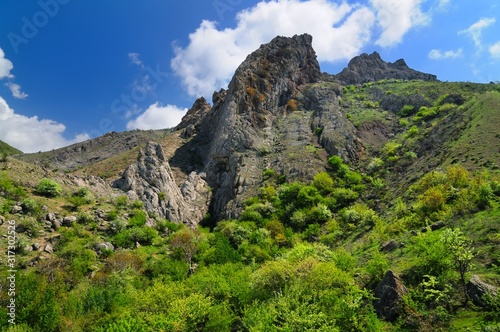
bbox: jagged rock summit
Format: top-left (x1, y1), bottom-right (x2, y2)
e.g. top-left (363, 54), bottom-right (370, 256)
top-left (178, 34), bottom-right (324, 221)
top-left (334, 51), bottom-right (437, 85)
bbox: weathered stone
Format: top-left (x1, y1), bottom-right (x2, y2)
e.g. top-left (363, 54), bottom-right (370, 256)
top-left (32, 243), bottom-right (41, 251)
top-left (467, 275), bottom-right (498, 307)
top-left (430, 221), bottom-right (446, 231)
top-left (24, 244), bottom-right (33, 253)
top-left (94, 242), bottom-right (114, 254)
top-left (62, 216), bottom-right (77, 226)
top-left (0, 215), bottom-right (4, 225)
top-left (381, 239), bottom-right (399, 252)
top-left (44, 244), bottom-right (53, 254)
top-left (46, 213), bottom-right (57, 222)
top-left (10, 205), bottom-right (23, 214)
top-left (52, 219), bottom-right (61, 230)
top-left (374, 270), bottom-right (408, 322)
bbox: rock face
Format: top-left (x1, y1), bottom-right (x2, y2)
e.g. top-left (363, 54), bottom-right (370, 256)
top-left (174, 97), bottom-right (211, 138)
top-left (25, 34), bottom-right (439, 227)
top-left (334, 52), bottom-right (437, 85)
top-left (467, 275), bottom-right (498, 307)
top-left (374, 270), bottom-right (408, 321)
top-left (186, 34), bottom-right (325, 220)
top-left (114, 142), bottom-right (211, 227)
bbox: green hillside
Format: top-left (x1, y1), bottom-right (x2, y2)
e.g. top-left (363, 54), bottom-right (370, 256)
top-left (1, 80), bottom-right (500, 331)
top-left (0, 140), bottom-right (22, 157)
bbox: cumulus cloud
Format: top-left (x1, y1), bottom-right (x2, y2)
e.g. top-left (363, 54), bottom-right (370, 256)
top-left (428, 48), bottom-right (463, 60)
top-left (0, 96), bottom-right (89, 153)
top-left (459, 17), bottom-right (496, 49)
top-left (370, 0), bottom-right (430, 47)
top-left (126, 103), bottom-right (187, 130)
top-left (489, 42), bottom-right (500, 59)
top-left (172, 0), bottom-right (436, 98)
top-left (171, 0), bottom-right (377, 97)
top-left (0, 48), bottom-right (14, 79)
top-left (5, 82), bottom-right (28, 99)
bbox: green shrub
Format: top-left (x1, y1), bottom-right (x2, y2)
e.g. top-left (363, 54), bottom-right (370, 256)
top-left (128, 209), bottom-right (148, 227)
top-left (400, 105), bottom-right (416, 116)
top-left (312, 172), bottom-right (334, 194)
top-left (405, 125), bottom-right (419, 138)
top-left (262, 168), bottom-right (276, 179)
top-left (36, 178), bottom-right (62, 197)
top-left (0, 171), bottom-right (26, 200)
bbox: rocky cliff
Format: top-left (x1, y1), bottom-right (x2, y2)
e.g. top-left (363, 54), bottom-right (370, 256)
top-left (334, 51), bottom-right (437, 85)
top-left (175, 34), bottom-right (335, 220)
top-left (114, 142), bottom-right (211, 226)
top-left (14, 34), bottom-right (448, 227)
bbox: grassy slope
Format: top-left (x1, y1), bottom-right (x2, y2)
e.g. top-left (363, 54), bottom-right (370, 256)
top-left (1, 80), bottom-right (499, 331)
top-left (0, 140), bottom-right (22, 156)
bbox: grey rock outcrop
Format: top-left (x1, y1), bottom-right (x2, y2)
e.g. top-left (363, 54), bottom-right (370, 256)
top-left (174, 97), bottom-right (211, 138)
top-left (114, 142), bottom-right (211, 227)
top-left (467, 275), bottom-right (498, 307)
top-left (334, 51), bottom-right (437, 85)
top-left (190, 34), bottom-right (323, 220)
top-left (374, 270), bottom-right (408, 321)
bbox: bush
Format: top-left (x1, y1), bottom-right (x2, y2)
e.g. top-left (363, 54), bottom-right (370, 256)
top-left (312, 172), bottom-right (334, 195)
top-left (400, 105), bottom-right (416, 116)
top-left (405, 125), bottom-right (419, 138)
top-left (36, 178), bottom-right (62, 197)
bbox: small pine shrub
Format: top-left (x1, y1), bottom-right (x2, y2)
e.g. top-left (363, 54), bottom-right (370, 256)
top-left (36, 178), bottom-right (62, 197)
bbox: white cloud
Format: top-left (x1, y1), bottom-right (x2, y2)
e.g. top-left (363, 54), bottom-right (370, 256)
top-left (436, 0), bottom-right (450, 11)
top-left (171, 0), bottom-right (377, 97)
top-left (0, 48), bottom-right (14, 79)
top-left (126, 102), bottom-right (187, 130)
top-left (370, 0), bottom-right (430, 47)
top-left (0, 96), bottom-right (89, 153)
top-left (5, 82), bottom-right (28, 99)
top-left (172, 0), bottom-right (437, 98)
top-left (428, 48), bottom-right (463, 60)
top-left (459, 17), bottom-right (496, 49)
top-left (489, 42), bottom-right (500, 59)
top-left (128, 52), bottom-right (144, 67)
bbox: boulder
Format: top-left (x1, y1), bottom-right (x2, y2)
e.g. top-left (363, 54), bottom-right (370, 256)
top-left (10, 205), bottom-right (23, 214)
top-left (381, 239), bottom-right (399, 252)
top-left (467, 275), bottom-right (498, 307)
top-left (46, 213), bottom-right (57, 222)
top-left (374, 270), bottom-right (408, 321)
top-left (94, 242), bottom-right (114, 254)
top-left (44, 244), bottom-right (54, 254)
top-left (430, 221), bottom-right (446, 231)
top-left (52, 219), bottom-right (61, 230)
top-left (62, 216), bottom-right (77, 226)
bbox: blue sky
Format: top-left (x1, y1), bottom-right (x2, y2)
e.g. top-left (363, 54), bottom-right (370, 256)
top-left (0, 0), bottom-right (499, 152)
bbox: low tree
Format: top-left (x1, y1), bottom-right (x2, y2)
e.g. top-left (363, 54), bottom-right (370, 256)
top-left (441, 228), bottom-right (474, 305)
top-left (170, 227), bottom-right (205, 273)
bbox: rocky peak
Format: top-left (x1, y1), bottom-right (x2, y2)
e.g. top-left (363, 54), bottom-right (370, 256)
top-left (191, 34), bottom-right (322, 220)
top-left (174, 97), bottom-right (212, 138)
top-left (334, 51), bottom-right (437, 85)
